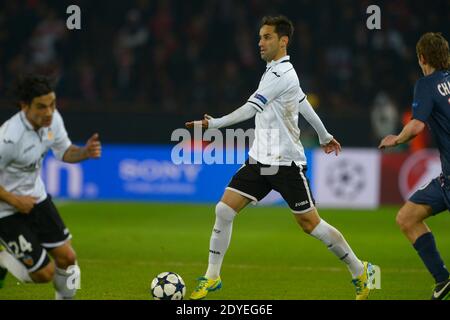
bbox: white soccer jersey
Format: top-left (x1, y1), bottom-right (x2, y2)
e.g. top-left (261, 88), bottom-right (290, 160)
top-left (0, 110), bottom-right (71, 219)
top-left (246, 55), bottom-right (307, 166)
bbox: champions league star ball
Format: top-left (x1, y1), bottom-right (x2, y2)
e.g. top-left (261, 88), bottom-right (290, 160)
top-left (151, 272), bottom-right (186, 300)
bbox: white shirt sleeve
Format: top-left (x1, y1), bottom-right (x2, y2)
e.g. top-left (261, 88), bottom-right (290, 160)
top-left (0, 140), bottom-right (15, 170)
top-left (247, 75), bottom-right (285, 113)
top-left (0, 123), bottom-right (16, 170)
top-left (298, 97), bottom-right (333, 145)
top-left (50, 110), bottom-right (72, 161)
top-left (208, 102), bottom-right (257, 129)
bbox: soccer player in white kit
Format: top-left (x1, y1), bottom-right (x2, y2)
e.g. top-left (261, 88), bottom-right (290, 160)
top-left (186, 15), bottom-right (376, 300)
top-left (0, 75), bottom-right (101, 299)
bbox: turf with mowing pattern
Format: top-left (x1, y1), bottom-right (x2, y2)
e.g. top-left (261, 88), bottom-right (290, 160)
top-left (1, 203), bottom-right (449, 300)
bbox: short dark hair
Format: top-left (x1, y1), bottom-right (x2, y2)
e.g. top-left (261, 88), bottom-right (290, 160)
top-left (13, 74), bottom-right (54, 106)
top-left (260, 15), bottom-right (294, 46)
top-left (416, 32), bottom-right (450, 70)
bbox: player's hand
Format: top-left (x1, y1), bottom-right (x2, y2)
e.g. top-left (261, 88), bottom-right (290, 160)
top-left (378, 135), bottom-right (398, 149)
top-left (85, 133), bottom-right (102, 159)
top-left (185, 114), bottom-right (211, 129)
top-left (11, 195), bottom-right (38, 214)
top-left (321, 138), bottom-right (341, 156)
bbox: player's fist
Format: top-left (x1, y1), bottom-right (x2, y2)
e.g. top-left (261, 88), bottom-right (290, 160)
top-left (185, 114), bottom-right (210, 129)
top-left (11, 195), bottom-right (38, 214)
top-left (85, 133), bottom-right (102, 159)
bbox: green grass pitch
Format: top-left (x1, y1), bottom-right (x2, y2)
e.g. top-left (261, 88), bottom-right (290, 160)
top-left (1, 202), bottom-right (449, 300)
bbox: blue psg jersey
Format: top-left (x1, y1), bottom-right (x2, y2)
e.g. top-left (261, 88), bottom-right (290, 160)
top-left (412, 70), bottom-right (450, 176)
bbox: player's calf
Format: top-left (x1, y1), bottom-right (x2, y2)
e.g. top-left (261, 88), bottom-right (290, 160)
top-left (30, 261), bottom-right (55, 283)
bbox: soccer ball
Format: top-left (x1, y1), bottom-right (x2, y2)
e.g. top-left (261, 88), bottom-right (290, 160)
top-left (150, 272), bottom-right (186, 300)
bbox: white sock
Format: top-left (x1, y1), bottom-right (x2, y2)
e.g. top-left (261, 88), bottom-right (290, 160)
top-left (310, 219), bottom-right (364, 278)
top-left (0, 250), bottom-right (32, 283)
top-left (53, 264), bottom-right (80, 300)
top-left (205, 202), bottom-right (236, 279)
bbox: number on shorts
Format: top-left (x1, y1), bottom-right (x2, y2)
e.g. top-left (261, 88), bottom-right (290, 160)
top-left (8, 235), bottom-right (33, 258)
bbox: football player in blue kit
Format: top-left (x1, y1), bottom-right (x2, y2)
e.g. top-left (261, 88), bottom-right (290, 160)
top-left (379, 32), bottom-right (450, 300)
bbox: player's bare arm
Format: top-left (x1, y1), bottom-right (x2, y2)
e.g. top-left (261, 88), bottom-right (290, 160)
top-left (63, 133), bottom-right (102, 163)
top-left (0, 185), bottom-right (37, 214)
top-left (378, 119), bottom-right (426, 149)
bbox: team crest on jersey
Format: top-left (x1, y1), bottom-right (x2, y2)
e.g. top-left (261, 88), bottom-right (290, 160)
top-left (47, 130), bottom-right (54, 140)
top-left (22, 255), bottom-right (34, 267)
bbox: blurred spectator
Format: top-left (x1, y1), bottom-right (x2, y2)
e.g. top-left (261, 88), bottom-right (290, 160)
top-left (0, 0), bottom-right (447, 118)
top-left (370, 92), bottom-right (400, 145)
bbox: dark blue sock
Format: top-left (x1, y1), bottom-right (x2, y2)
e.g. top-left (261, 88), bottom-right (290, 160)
top-left (413, 232), bottom-right (449, 284)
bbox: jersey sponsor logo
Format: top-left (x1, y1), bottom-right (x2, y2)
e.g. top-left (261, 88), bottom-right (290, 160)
top-left (398, 149), bottom-right (441, 200)
top-left (412, 101), bottom-right (419, 109)
top-left (2, 139), bottom-right (13, 144)
top-left (254, 93), bottom-right (268, 105)
top-left (271, 71), bottom-right (280, 77)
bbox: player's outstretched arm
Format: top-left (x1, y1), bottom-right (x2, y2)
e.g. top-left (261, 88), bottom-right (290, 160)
top-left (62, 133), bottom-right (102, 163)
top-left (298, 97), bottom-right (340, 154)
top-left (185, 103), bottom-right (257, 129)
top-left (378, 119), bottom-right (425, 149)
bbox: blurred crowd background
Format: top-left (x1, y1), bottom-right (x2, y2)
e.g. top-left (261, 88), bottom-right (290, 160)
top-left (0, 0), bottom-right (448, 146)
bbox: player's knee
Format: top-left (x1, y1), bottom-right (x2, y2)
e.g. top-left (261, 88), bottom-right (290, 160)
top-left (215, 201), bottom-right (237, 222)
top-left (396, 209), bottom-right (416, 231)
top-left (55, 249), bottom-right (77, 269)
top-left (296, 213), bottom-right (320, 234)
top-left (30, 262), bottom-right (55, 283)
top-left (300, 221), bottom-right (316, 234)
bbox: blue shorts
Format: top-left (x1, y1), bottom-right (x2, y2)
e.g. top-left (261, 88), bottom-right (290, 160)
top-left (409, 175), bottom-right (450, 215)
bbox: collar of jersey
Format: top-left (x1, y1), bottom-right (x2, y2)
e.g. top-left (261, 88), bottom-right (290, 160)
top-left (19, 111), bottom-right (41, 132)
top-left (266, 55), bottom-right (290, 67)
